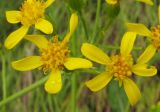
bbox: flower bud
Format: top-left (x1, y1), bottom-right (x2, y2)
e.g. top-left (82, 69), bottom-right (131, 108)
top-left (105, 0), bottom-right (120, 18)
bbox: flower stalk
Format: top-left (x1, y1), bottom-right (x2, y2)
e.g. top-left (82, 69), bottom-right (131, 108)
top-left (91, 0), bottom-right (101, 43)
top-left (71, 31), bottom-right (78, 112)
top-left (1, 52), bottom-right (7, 112)
top-left (0, 76), bottom-right (48, 107)
top-left (79, 11), bottom-right (89, 42)
top-left (71, 73), bottom-right (77, 112)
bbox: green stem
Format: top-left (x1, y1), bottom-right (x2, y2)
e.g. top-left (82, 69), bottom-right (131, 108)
top-left (91, 0), bottom-right (101, 43)
top-left (0, 76), bottom-right (48, 107)
top-left (1, 52), bottom-right (6, 112)
top-left (103, 19), bottom-right (113, 32)
top-left (96, 18), bottom-right (113, 44)
top-left (53, 96), bottom-right (60, 112)
top-left (79, 11), bottom-right (89, 42)
top-left (71, 74), bottom-right (76, 112)
top-left (48, 94), bottom-right (54, 112)
top-left (71, 28), bottom-right (78, 112)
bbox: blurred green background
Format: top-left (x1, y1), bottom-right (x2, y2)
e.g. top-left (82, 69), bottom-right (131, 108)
top-left (0, 0), bottom-right (160, 112)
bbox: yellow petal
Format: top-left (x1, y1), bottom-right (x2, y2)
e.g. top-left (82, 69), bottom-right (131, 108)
top-left (120, 32), bottom-right (136, 56)
top-left (6, 11), bottom-right (21, 24)
top-left (137, 45), bottom-right (156, 64)
top-left (24, 35), bottom-right (48, 49)
top-left (5, 26), bottom-right (29, 49)
top-left (63, 13), bottom-right (78, 42)
top-left (63, 33), bottom-right (71, 43)
top-left (12, 56), bottom-right (43, 71)
top-left (136, 0), bottom-right (154, 5)
top-left (45, 0), bottom-right (55, 8)
top-left (158, 5), bottom-right (160, 24)
top-left (123, 78), bottom-right (141, 106)
top-left (132, 64), bottom-right (157, 76)
top-left (64, 58), bottom-right (92, 70)
top-left (45, 69), bottom-right (62, 94)
top-left (81, 43), bottom-right (110, 65)
top-left (70, 12), bottom-right (78, 36)
top-left (126, 23), bottom-right (152, 37)
top-left (85, 72), bottom-right (113, 92)
top-left (35, 19), bottom-right (53, 34)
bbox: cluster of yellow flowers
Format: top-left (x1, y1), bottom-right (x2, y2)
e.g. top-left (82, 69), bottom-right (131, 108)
top-left (5, 0), bottom-right (158, 106)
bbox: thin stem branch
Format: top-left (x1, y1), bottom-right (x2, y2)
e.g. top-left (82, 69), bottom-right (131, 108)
top-left (0, 76), bottom-right (48, 107)
top-left (71, 74), bottom-right (77, 112)
top-left (71, 29), bottom-right (78, 112)
top-left (96, 18), bottom-right (113, 44)
top-left (91, 0), bottom-right (101, 43)
top-left (1, 52), bottom-right (7, 112)
top-left (2, 55), bottom-right (6, 99)
top-left (79, 11), bottom-right (89, 42)
top-left (53, 96), bottom-right (60, 112)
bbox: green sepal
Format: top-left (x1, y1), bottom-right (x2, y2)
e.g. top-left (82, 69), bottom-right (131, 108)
top-left (106, 2), bottom-right (120, 19)
top-left (64, 0), bottom-right (83, 12)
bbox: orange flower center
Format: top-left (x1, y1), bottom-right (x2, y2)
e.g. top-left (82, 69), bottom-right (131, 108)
top-left (108, 55), bottom-right (133, 82)
top-left (20, 0), bottom-right (45, 26)
top-left (151, 25), bottom-right (160, 50)
top-left (40, 36), bottom-right (70, 73)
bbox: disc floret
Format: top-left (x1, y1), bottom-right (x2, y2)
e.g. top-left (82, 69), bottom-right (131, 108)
top-left (41, 36), bottom-right (70, 73)
top-left (109, 55), bottom-right (133, 82)
top-left (151, 25), bottom-right (160, 50)
top-left (20, 0), bottom-right (45, 26)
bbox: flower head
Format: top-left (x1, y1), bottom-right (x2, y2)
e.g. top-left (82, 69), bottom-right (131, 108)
top-left (11, 13), bottom-right (92, 94)
top-left (81, 32), bottom-right (157, 105)
top-left (106, 0), bottom-right (119, 5)
top-left (20, 0), bottom-right (46, 26)
top-left (126, 6), bottom-right (160, 62)
top-left (151, 25), bottom-right (160, 49)
top-left (106, 0), bottom-right (153, 5)
top-left (109, 54), bottom-right (133, 85)
top-left (5, 0), bottom-right (54, 49)
top-left (40, 36), bottom-right (70, 72)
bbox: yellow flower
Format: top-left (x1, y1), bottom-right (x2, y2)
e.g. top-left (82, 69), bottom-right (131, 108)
top-left (81, 32), bottom-right (157, 105)
top-left (11, 13), bottom-right (92, 94)
top-left (136, 0), bottom-right (153, 5)
top-left (5, 0), bottom-right (54, 49)
top-left (106, 0), bottom-right (153, 5)
top-left (106, 0), bottom-right (119, 5)
top-left (126, 6), bottom-right (160, 62)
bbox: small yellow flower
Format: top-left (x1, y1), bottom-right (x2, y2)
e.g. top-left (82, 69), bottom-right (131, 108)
top-left (5, 0), bottom-right (54, 49)
top-left (81, 32), bottom-right (157, 105)
top-left (11, 13), bottom-right (92, 94)
top-left (106, 0), bottom-right (119, 5)
top-left (106, 0), bottom-right (153, 5)
top-left (126, 6), bottom-right (160, 62)
top-left (136, 0), bottom-right (153, 5)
